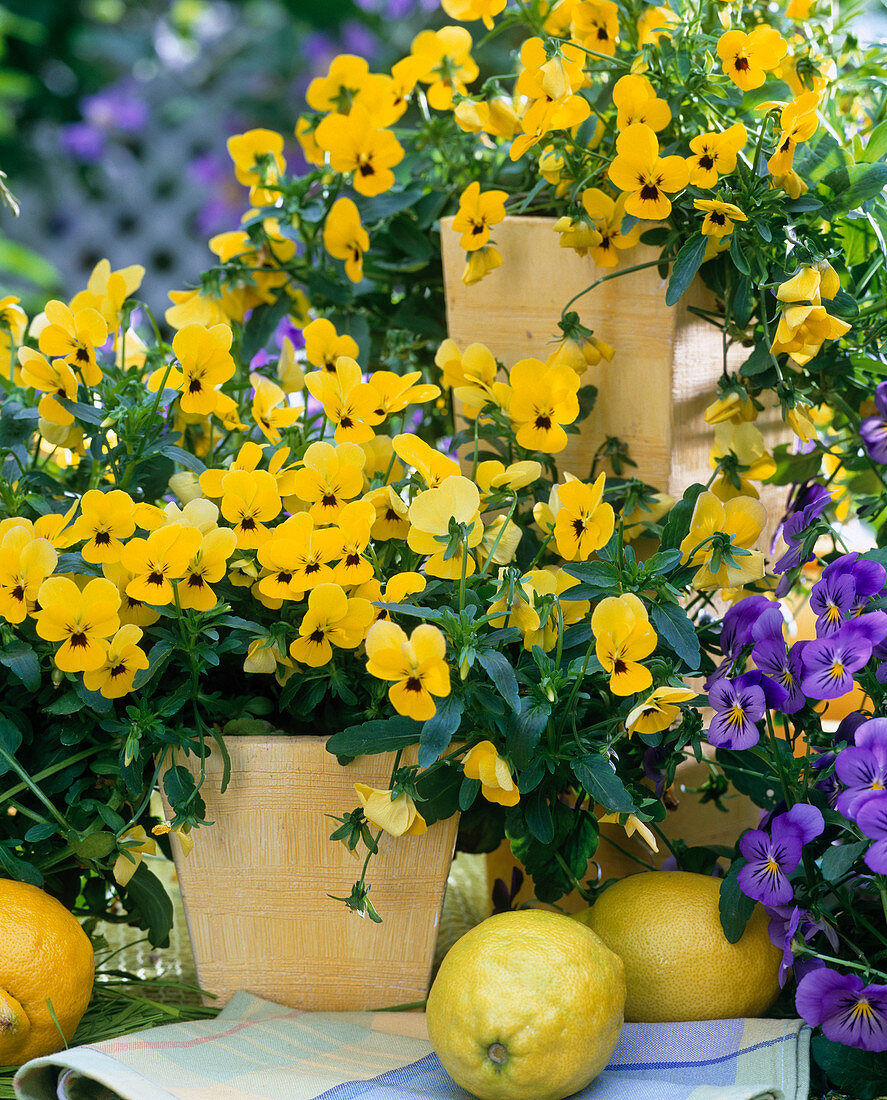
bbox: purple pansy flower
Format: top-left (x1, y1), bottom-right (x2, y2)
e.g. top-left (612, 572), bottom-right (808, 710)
top-left (768, 905), bottom-right (839, 987)
top-left (774, 484), bottom-right (834, 575)
top-left (800, 623), bottom-right (878, 700)
top-left (822, 553), bottom-right (887, 608)
top-left (810, 571), bottom-right (857, 636)
top-left (753, 638), bottom-right (807, 713)
top-left (707, 674), bottom-right (767, 750)
top-left (737, 804), bottom-right (825, 906)
top-left (856, 791), bottom-right (887, 874)
top-left (706, 595), bottom-right (777, 687)
top-left (860, 382), bottom-right (887, 465)
top-left (796, 967), bottom-right (887, 1051)
top-left (835, 718), bottom-right (887, 819)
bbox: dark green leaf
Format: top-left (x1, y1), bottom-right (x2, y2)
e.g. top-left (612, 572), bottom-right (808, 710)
top-left (719, 858), bottom-right (755, 943)
top-left (811, 1035), bottom-right (887, 1099)
top-left (660, 483), bottom-right (706, 551)
top-left (158, 444), bottom-right (206, 475)
top-left (326, 716), bottom-right (423, 759)
top-left (0, 714), bottom-right (23, 762)
top-left (55, 397), bottom-right (105, 426)
top-left (24, 822), bottom-right (57, 841)
top-left (415, 764), bottom-right (462, 825)
top-left (0, 843), bottom-right (43, 886)
top-left (666, 234), bottom-right (708, 306)
top-left (123, 863), bottom-right (174, 948)
top-left (240, 294), bottom-right (291, 364)
top-left (728, 233), bottom-right (750, 276)
top-left (838, 163), bottom-right (887, 209)
top-left (819, 839), bottom-right (867, 882)
top-left (477, 650), bottom-right (520, 713)
top-left (572, 755), bottom-right (635, 813)
top-left (738, 342), bottom-right (773, 378)
top-left (651, 601), bottom-right (701, 669)
top-left (458, 776), bottom-right (481, 811)
top-left (0, 640), bottom-right (40, 691)
top-left (418, 693), bottom-right (463, 767)
top-left (642, 549), bottom-right (684, 576)
top-left (328, 311), bottom-right (371, 367)
top-left (524, 790), bottom-right (554, 844)
top-left (508, 699), bottom-right (549, 770)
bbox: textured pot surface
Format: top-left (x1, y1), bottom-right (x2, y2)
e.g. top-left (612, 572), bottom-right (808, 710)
top-left (162, 736), bottom-right (459, 1011)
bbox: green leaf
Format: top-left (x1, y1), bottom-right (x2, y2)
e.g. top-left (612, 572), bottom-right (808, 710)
top-left (666, 234), bottom-right (708, 306)
top-left (43, 691), bottom-right (85, 716)
top-left (811, 1035), bottom-right (887, 1099)
top-left (418, 693), bottom-right (463, 767)
top-left (0, 714), bottom-right (23, 763)
top-left (660, 483), bottom-right (706, 551)
top-left (240, 294), bottom-right (291, 364)
top-left (738, 342), bottom-right (772, 378)
top-left (327, 311), bottom-right (371, 367)
top-left (508, 801), bottom-right (597, 903)
top-left (357, 186), bottom-right (425, 222)
top-left (477, 650), bottom-right (519, 713)
top-left (158, 444), bottom-right (206, 475)
top-left (55, 397), bottom-right (105, 426)
top-left (862, 119), bottom-right (887, 164)
top-left (572, 755), bottom-right (635, 813)
top-left (837, 163), bottom-right (887, 210)
top-left (0, 239), bottom-right (57, 288)
top-left (508, 699), bottom-right (549, 770)
top-left (524, 789), bottom-right (554, 844)
top-left (326, 717), bottom-right (423, 760)
top-left (728, 233), bottom-right (749, 276)
top-left (0, 639), bottom-right (40, 691)
top-left (458, 775), bottom-right (481, 811)
top-left (123, 863), bottom-right (175, 948)
top-left (718, 859), bottom-right (755, 943)
top-left (642, 549), bottom-right (684, 576)
top-left (415, 764), bottom-right (462, 825)
top-left (819, 838), bottom-right (867, 882)
top-left (650, 601), bottom-right (700, 669)
top-left (0, 843), bottom-right (43, 886)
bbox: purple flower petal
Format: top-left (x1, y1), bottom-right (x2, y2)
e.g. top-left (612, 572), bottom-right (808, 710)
top-left (856, 791), bottom-right (887, 841)
top-left (797, 968), bottom-right (887, 1051)
top-left (777, 803), bottom-right (825, 846)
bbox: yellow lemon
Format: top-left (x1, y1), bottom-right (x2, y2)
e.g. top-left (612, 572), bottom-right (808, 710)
top-left (0, 880), bottom-right (94, 1066)
top-left (426, 909), bottom-right (625, 1100)
top-left (578, 870), bottom-right (781, 1022)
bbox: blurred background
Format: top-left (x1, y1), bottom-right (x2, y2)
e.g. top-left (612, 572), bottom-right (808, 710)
top-left (0, 0), bottom-right (883, 314)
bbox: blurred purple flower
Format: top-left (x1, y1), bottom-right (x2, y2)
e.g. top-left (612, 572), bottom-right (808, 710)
top-left (856, 791), bottom-right (887, 874)
top-left (835, 718), bottom-right (887, 819)
top-left (341, 20), bottom-right (379, 57)
top-left (82, 87), bottom-right (149, 133)
top-left (860, 382), bottom-right (887, 464)
top-left (737, 803), bottom-right (824, 906)
top-left (59, 123), bottom-right (106, 162)
top-left (796, 967), bottom-right (887, 1051)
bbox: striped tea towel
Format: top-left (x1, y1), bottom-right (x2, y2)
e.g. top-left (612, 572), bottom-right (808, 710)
top-left (14, 993), bottom-right (811, 1100)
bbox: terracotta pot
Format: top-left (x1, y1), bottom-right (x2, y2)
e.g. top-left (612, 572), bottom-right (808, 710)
top-left (161, 736), bottom-right (458, 1011)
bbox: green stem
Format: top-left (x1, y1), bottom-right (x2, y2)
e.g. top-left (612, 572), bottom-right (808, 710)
top-left (0, 744), bottom-right (71, 830)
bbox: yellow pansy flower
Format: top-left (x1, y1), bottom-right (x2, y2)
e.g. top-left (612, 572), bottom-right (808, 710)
top-left (304, 357), bottom-right (385, 444)
top-left (68, 489), bottom-right (136, 565)
top-left (553, 473), bottom-right (615, 560)
top-left (306, 53), bottom-right (376, 114)
top-left (392, 434), bottom-right (460, 488)
top-left (16, 347), bottom-right (79, 427)
top-left (488, 568), bottom-right (555, 650)
top-left (291, 440), bottom-right (366, 523)
top-left (366, 370), bottom-right (440, 419)
top-left (452, 181), bottom-right (508, 252)
top-left (547, 334), bottom-right (614, 375)
top-left (250, 373), bottom-right (301, 444)
top-left (175, 527), bottom-right (237, 612)
top-left (0, 528), bottom-right (57, 625)
top-left (83, 624), bottom-right (150, 699)
top-left (462, 244), bottom-right (503, 285)
top-left (591, 592), bottom-right (658, 697)
top-left (359, 435), bottom-right (402, 485)
top-left (571, 0), bottom-right (620, 54)
top-left (625, 685), bottom-right (697, 736)
top-left (199, 442), bottom-right (265, 499)
top-left (577, 189), bottom-right (641, 268)
top-left (149, 323), bottom-right (235, 417)
top-left (704, 391), bottom-right (756, 425)
top-left (303, 317), bottom-right (359, 371)
top-left (332, 499), bottom-right (376, 587)
top-left (38, 299), bottom-right (107, 387)
top-left (227, 128), bottom-right (285, 206)
top-left (365, 620), bottom-right (451, 721)
top-left (441, 0), bottom-right (506, 30)
top-left (717, 27), bottom-right (788, 90)
top-left (767, 91), bottom-right (819, 177)
top-left (353, 571), bottom-right (426, 624)
top-left (408, 476), bottom-right (484, 579)
top-left (0, 295), bottom-right (27, 361)
top-left (410, 26), bottom-right (478, 110)
top-left (621, 492), bottom-right (674, 541)
top-left (475, 459), bottom-right (542, 496)
top-left (256, 512), bottom-right (343, 601)
top-left (219, 469), bottom-right (282, 549)
top-left (289, 583), bottom-right (374, 667)
top-left (323, 197), bottom-right (370, 283)
top-left (101, 562), bottom-right (160, 628)
top-left (613, 74), bottom-right (671, 132)
top-left (679, 491), bottom-right (766, 589)
top-left (607, 123), bottom-right (689, 221)
top-left (35, 575), bottom-right (121, 673)
top-left (316, 107), bottom-right (404, 197)
top-left (686, 123), bottom-right (747, 188)
top-left (694, 199), bottom-right (748, 238)
top-left (354, 784), bottom-right (427, 837)
top-left (462, 740), bottom-right (520, 806)
top-left (113, 826), bottom-right (157, 887)
top-left (710, 422), bottom-right (777, 500)
top-left (636, 4), bottom-right (678, 45)
top-left (120, 524), bottom-right (203, 607)
top-left (362, 485), bottom-right (411, 541)
top-left (598, 812), bottom-right (659, 852)
top-left (506, 358), bottom-right (580, 454)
